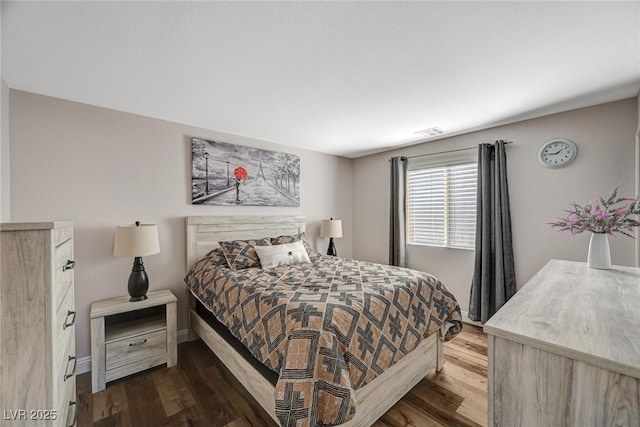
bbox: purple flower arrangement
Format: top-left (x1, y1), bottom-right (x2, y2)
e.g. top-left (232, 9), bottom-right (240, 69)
top-left (549, 185), bottom-right (640, 238)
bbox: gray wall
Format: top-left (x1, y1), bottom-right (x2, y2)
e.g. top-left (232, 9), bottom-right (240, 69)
top-left (8, 90), bottom-right (354, 359)
top-left (352, 98), bottom-right (638, 314)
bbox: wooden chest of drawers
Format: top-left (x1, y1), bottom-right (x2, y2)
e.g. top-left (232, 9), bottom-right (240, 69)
top-left (0, 222), bottom-right (77, 426)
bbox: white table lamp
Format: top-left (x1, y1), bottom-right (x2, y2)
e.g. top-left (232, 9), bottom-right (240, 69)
top-left (113, 221), bottom-right (160, 301)
top-left (320, 218), bottom-right (342, 256)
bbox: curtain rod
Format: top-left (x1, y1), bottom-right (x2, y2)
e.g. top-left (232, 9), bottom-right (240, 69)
top-left (400, 140), bottom-right (513, 160)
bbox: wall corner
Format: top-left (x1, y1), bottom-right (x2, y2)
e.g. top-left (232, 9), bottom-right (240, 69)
top-left (0, 79), bottom-right (10, 222)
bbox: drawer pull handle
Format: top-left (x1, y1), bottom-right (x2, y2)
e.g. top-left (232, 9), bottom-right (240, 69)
top-left (63, 310), bottom-right (76, 329)
top-left (129, 339), bottom-right (148, 347)
top-left (64, 355), bottom-right (77, 381)
top-left (63, 260), bottom-right (76, 271)
top-left (66, 401), bottom-right (77, 427)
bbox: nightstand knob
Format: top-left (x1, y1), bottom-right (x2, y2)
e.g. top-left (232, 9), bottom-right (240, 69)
top-left (129, 339), bottom-right (148, 347)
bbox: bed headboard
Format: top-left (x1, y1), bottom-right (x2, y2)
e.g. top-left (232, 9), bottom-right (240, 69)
top-left (186, 215), bottom-right (306, 270)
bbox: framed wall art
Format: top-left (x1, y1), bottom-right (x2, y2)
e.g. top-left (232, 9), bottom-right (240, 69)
top-left (191, 138), bottom-right (300, 207)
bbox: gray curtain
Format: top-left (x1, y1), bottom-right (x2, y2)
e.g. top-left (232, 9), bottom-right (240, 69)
top-left (469, 142), bottom-right (516, 323)
top-left (389, 156), bottom-right (408, 267)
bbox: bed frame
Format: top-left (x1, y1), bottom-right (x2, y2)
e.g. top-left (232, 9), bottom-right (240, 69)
top-left (186, 215), bottom-right (444, 426)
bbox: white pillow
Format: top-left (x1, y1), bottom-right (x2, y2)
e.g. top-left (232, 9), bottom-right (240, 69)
top-left (254, 241), bottom-right (311, 269)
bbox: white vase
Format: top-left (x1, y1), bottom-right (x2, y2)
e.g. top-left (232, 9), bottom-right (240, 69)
top-left (587, 233), bottom-right (611, 269)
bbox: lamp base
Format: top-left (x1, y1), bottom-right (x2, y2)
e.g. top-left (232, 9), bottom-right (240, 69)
top-left (327, 238), bottom-right (337, 256)
top-left (128, 256), bottom-right (149, 302)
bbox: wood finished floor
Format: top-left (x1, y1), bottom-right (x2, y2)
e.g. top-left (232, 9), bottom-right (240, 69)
top-left (77, 325), bottom-right (487, 427)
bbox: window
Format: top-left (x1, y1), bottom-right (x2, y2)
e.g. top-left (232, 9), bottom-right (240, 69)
top-left (407, 153), bottom-right (477, 249)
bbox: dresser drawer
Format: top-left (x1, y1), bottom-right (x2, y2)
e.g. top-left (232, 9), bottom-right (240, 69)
top-left (56, 384), bottom-right (76, 427)
top-left (54, 238), bottom-right (75, 310)
top-left (55, 284), bottom-right (76, 337)
top-left (53, 226), bottom-right (73, 247)
top-left (54, 286), bottom-right (75, 367)
top-left (106, 329), bottom-right (167, 371)
top-left (55, 329), bottom-right (76, 427)
top-left (56, 329), bottom-right (76, 397)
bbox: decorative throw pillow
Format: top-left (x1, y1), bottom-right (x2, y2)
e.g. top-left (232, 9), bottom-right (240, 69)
top-left (271, 232), bottom-right (322, 260)
top-left (255, 241), bottom-right (311, 268)
top-left (184, 247), bottom-right (229, 291)
top-left (210, 247), bottom-right (229, 267)
top-left (218, 238), bottom-right (272, 270)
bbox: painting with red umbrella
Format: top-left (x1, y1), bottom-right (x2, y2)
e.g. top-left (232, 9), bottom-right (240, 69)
top-left (191, 138), bottom-right (300, 206)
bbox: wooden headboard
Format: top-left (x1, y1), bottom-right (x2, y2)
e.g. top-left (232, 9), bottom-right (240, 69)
top-left (186, 215), bottom-right (306, 270)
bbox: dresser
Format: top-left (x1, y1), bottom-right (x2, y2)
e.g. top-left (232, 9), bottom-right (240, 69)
top-left (0, 222), bottom-right (77, 426)
top-left (484, 259), bottom-right (640, 426)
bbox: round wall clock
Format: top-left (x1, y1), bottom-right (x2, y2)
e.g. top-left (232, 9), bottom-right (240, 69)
top-left (537, 138), bottom-right (578, 168)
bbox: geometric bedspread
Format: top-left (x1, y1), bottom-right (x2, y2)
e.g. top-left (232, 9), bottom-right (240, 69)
top-left (185, 253), bottom-right (463, 426)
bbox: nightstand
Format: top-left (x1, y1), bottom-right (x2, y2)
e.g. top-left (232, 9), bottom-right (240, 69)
top-left (90, 289), bottom-right (177, 393)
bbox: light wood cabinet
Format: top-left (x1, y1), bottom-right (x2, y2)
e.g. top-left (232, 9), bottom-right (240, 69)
top-left (484, 259), bottom-right (640, 426)
top-left (0, 222), bottom-right (77, 426)
top-left (90, 289), bottom-right (177, 393)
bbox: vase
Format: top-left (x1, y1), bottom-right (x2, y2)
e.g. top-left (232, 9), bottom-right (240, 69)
top-left (587, 233), bottom-right (611, 269)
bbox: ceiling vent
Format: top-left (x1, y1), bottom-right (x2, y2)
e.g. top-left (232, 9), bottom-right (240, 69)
top-left (414, 127), bottom-right (446, 137)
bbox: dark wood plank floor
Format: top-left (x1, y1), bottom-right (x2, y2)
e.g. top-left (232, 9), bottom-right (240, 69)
top-left (77, 325), bottom-right (487, 427)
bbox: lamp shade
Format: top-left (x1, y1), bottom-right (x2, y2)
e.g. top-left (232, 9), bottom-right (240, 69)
top-left (113, 223), bottom-right (160, 257)
top-left (320, 219), bottom-right (343, 238)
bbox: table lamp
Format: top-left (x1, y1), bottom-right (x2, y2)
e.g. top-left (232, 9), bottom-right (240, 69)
top-left (320, 218), bottom-right (342, 256)
top-left (113, 221), bottom-right (160, 301)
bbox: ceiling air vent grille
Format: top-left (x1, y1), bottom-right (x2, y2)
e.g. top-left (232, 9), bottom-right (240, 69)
top-left (415, 127), bottom-right (446, 137)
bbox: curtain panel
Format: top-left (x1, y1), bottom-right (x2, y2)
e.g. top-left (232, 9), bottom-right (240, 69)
top-left (389, 156), bottom-right (408, 267)
top-left (469, 142), bottom-right (516, 323)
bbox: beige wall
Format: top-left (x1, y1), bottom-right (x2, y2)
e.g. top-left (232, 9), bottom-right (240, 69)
top-left (9, 90), bottom-right (354, 359)
top-left (7, 89), bottom-right (639, 358)
top-left (353, 98), bottom-right (638, 314)
top-left (0, 79), bottom-right (9, 222)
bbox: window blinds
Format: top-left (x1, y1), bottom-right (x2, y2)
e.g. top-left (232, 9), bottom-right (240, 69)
top-left (408, 162), bottom-right (477, 249)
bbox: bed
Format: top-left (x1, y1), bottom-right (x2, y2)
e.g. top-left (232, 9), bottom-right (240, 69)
top-left (184, 215), bottom-right (462, 426)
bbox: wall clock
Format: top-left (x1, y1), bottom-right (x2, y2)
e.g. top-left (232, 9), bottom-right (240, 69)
top-left (537, 138), bottom-right (578, 168)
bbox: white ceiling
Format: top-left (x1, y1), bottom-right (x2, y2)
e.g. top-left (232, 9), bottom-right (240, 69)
top-left (2, 1), bottom-right (639, 158)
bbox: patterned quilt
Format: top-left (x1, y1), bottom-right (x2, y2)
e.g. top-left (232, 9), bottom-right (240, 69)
top-left (185, 252), bottom-right (462, 427)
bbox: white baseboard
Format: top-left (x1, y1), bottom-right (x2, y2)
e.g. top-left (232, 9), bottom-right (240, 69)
top-left (77, 355), bottom-right (92, 375)
top-left (76, 328), bottom-right (190, 375)
top-left (460, 310), bottom-right (484, 328)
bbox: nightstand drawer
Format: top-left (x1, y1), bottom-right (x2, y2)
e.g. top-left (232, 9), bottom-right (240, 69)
top-left (106, 329), bottom-right (167, 370)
